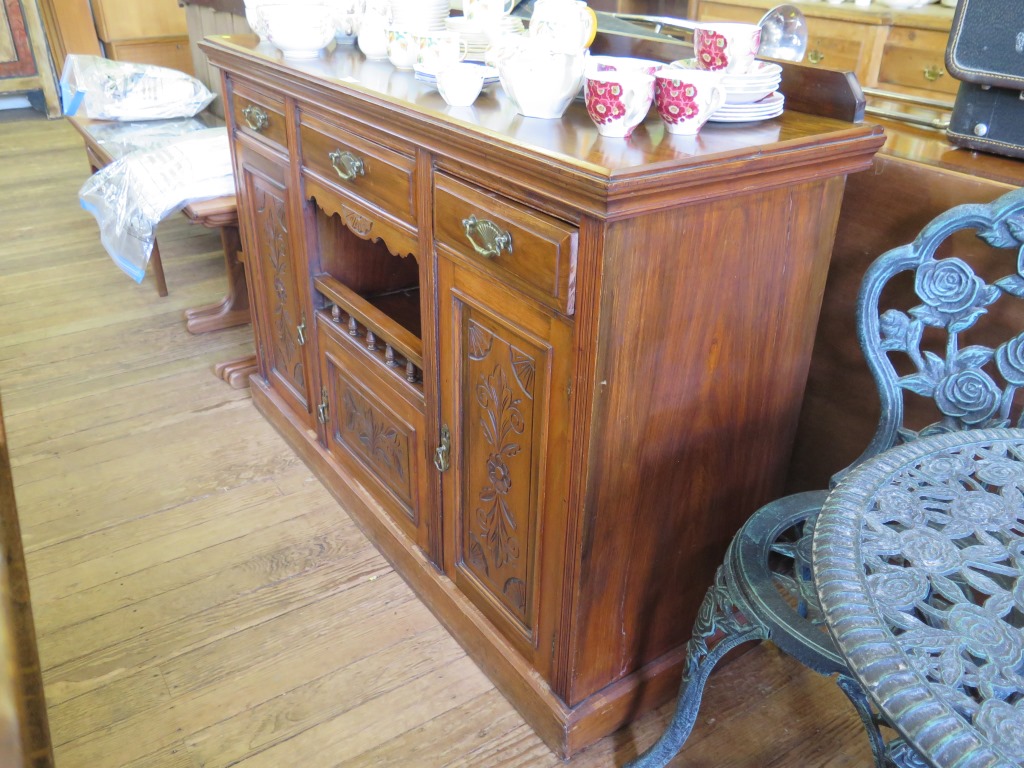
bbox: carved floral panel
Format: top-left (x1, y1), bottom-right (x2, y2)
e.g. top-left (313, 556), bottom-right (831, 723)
top-left (253, 177), bottom-right (305, 398)
top-left (333, 371), bottom-right (414, 516)
top-left (460, 316), bottom-right (540, 627)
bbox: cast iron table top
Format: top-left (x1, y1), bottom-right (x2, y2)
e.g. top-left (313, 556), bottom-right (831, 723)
top-left (814, 427), bottom-right (1024, 768)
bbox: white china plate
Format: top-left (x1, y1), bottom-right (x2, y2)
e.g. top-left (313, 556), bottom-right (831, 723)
top-left (725, 88), bottom-right (775, 105)
top-left (708, 106), bottom-right (784, 123)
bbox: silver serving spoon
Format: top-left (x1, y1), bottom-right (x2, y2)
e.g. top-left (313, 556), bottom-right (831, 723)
top-left (610, 3), bottom-right (808, 63)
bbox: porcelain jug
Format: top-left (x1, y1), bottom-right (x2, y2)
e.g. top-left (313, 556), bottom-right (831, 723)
top-left (494, 36), bottom-right (587, 119)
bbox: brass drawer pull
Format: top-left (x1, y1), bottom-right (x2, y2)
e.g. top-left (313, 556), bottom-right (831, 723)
top-left (923, 65), bottom-right (944, 82)
top-left (807, 49), bottom-right (825, 65)
top-left (462, 215), bottom-right (513, 259)
top-left (328, 149), bottom-right (366, 181)
top-left (242, 104), bottom-right (268, 132)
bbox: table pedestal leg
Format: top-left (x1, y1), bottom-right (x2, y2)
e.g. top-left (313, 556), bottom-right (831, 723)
top-left (214, 356), bottom-right (258, 389)
top-left (185, 225), bottom-right (250, 334)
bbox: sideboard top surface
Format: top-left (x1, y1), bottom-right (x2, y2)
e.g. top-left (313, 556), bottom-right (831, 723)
top-left (202, 35), bottom-right (884, 215)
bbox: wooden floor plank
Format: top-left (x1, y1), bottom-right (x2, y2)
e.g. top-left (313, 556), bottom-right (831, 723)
top-left (0, 112), bottom-right (874, 768)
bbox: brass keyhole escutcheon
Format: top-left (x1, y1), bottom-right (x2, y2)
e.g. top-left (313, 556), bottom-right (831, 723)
top-left (434, 425), bottom-right (451, 473)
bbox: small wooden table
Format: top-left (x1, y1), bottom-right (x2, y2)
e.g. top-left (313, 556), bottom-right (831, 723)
top-left (68, 114), bottom-right (256, 387)
top-left (814, 428), bottom-right (1024, 768)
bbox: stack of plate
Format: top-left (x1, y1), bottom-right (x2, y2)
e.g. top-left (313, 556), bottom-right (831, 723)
top-left (445, 15), bottom-right (524, 60)
top-left (720, 61), bottom-right (783, 105)
top-left (709, 91), bottom-right (784, 122)
top-left (391, 0), bottom-right (450, 31)
top-left (670, 59), bottom-right (782, 107)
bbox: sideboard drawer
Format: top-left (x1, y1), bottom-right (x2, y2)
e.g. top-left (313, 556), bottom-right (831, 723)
top-left (230, 81), bottom-right (287, 152)
top-left (878, 27), bottom-right (958, 97)
top-left (434, 173), bottom-right (578, 316)
top-left (299, 112), bottom-right (418, 227)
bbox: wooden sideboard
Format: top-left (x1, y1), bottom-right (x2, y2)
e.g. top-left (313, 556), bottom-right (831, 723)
top-left (201, 36), bottom-right (883, 757)
top-left (695, 0), bottom-right (957, 100)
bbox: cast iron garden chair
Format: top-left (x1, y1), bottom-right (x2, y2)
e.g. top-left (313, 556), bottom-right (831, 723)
top-left (627, 186), bottom-right (1024, 767)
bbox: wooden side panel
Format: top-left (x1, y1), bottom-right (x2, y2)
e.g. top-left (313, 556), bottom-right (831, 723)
top-left (568, 177), bottom-right (846, 703)
top-left (439, 257), bottom-right (573, 686)
top-left (105, 37), bottom-right (193, 74)
top-left (184, 4), bottom-right (251, 118)
top-left (35, 0), bottom-right (102, 71)
top-left (90, 0), bottom-right (186, 42)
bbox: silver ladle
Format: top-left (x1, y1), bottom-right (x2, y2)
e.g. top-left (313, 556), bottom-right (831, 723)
top-left (610, 3), bottom-right (809, 63)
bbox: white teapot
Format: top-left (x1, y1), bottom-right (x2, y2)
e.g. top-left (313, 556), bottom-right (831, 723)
top-left (529, 0), bottom-right (597, 53)
top-left (494, 36), bottom-right (587, 119)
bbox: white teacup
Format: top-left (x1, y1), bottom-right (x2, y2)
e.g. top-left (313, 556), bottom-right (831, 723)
top-left (386, 26), bottom-right (418, 70)
top-left (465, 0), bottom-right (515, 25)
top-left (584, 68), bottom-right (654, 138)
top-left (693, 22), bottom-right (762, 75)
top-left (437, 62), bottom-right (486, 107)
top-left (415, 31), bottom-right (470, 75)
top-left (653, 68), bottom-right (725, 135)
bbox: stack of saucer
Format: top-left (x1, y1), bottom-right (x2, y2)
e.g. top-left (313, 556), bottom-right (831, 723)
top-left (391, 0), bottom-right (450, 31)
top-left (709, 91), bottom-right (784, 122)
top-left (415, 62), bottom-right (500, 88)
top-left (720, 61), bottom-right (782, 105)
top-left (445, 15), bottom-right (524, 60)
top-left (670, 59), bottom-right (782, 106)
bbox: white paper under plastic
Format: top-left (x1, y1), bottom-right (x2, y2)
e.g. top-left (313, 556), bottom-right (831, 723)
top-left (79, 128), bottom-right (236, 283)
top-left (61, 55), bottom-right (214, 121)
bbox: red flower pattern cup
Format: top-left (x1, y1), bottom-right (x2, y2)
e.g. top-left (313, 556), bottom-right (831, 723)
top-left (653, 68), bottom-right (725, 136)
top-left (693, 22), bottom-right (761, 75)
top-left (584, 68), bottom-right (655, 138)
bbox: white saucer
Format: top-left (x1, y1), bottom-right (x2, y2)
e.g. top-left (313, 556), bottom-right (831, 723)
top-left (710, 91), bottom-right (784, 122)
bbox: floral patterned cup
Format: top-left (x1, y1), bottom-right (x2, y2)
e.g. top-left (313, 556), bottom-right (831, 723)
top-left (653, 68), bottom-right (725, 135)
top-left (584, 69), bottom-right (655, 138)
top-left (693, 22), bottom-right (761, 75)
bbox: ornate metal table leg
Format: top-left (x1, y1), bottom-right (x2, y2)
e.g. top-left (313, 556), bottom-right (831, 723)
top-left (626, 565), bottom-right (768, 768)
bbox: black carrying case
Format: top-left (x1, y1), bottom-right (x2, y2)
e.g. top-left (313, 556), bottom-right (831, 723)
top-left (944, 0), bottom-right (1024, 159)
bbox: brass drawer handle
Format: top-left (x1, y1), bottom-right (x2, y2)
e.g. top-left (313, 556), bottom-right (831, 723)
top-left (807, 49), bottom-right (825, 65)
top-left (328, 149), bottom-right (366, 181)
top-left (923, 65), bottom-right (944, 82)
top-left (242, 104), bottom-right (268, 132)
top-left (461, 215), bottom-right (513, 259)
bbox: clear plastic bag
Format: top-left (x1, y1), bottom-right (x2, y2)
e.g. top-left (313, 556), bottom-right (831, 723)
top-left (61, 54), bottom-right (215, 121)
top-left (79, 128), bottom-right (236, 283)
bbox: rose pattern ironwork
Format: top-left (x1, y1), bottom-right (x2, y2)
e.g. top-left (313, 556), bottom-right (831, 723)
top-left (817, 433), bottom-right (1024, 765)
top-left (869, 205), bottom-right (1024, 443)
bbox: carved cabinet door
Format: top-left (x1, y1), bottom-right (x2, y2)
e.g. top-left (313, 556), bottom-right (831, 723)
top-left (437, 256), bottom-right (574, 684)
top-left (235, 142), bottom-right (313, 425)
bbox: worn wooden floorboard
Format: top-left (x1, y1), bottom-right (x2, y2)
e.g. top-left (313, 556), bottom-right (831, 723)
top-left (0, 114), bottom-right (872, 767)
